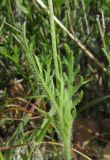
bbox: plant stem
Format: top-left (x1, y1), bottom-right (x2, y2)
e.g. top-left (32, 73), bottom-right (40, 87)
top-left (48, 0), bottom-right (59, 78)
top-left (48, 1), bottom-right (72, 159)
top-left (65, 142), bottom-right (71, 160)
top-left (62, 131), bottom-right (71, 160)
top-left (58, 111), bottom-right (72, 160)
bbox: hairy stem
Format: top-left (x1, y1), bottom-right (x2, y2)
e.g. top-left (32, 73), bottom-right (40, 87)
top-left (48, 0), bottom-right (72, 159)
top-left (48, 0), bottom-right (59, 78)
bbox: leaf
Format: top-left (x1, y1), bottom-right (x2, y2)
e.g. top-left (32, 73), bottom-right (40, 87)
top-left (2, 0), bottom-right (7, 6)
top-left (79, 95), bottom-right (110, 113)
top-left (72, 90), bottom-right (83, 107)
top-left (16, 0), bottom-right (29, 14)
top-left (73, 76), bottom-right (83, 95)
top-left (0, 152), bottom-right (4, 160)
top-left (55, 0), bottom-right (65, 6)
top-left (102, 48), bottom-right (110, 65)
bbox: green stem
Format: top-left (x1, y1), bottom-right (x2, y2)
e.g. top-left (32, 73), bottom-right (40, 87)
top-left (58, 111), bottom-right (72, 160)
top-left (48, 1), bottom-right (73, 159)
top-left (61, 130), bottom-right (71, 160)
top-left (48, 0), bottom-right (59, 78)
top-left (64, 142), bottom-right (71, 160)
top-left (63, 128), bottom-right (72, 160)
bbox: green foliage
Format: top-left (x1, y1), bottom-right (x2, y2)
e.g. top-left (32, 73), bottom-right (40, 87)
top-left (105, 0), bottom-right (110, 16)
top-left (17, 0), bottom-right (83, 158)
top-left (55, 0), bottom-right (65, 7)
top-left (0, 45), bottom-right (19, 64)
top-left (0, 152), bottom-right (4, 160)
top-left (0, 0), bottom-right (110, 159)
